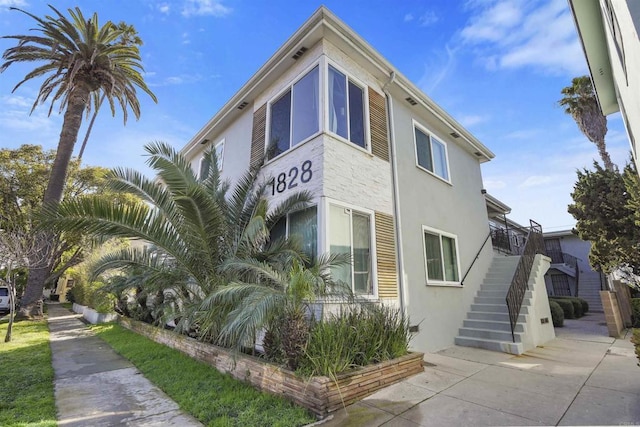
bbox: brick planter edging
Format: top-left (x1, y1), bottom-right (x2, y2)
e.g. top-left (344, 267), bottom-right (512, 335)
top-left (117, 317), bottom-right (424, 416)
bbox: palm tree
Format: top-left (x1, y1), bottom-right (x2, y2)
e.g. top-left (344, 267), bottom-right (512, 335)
top-left (559, 76), bottom-right (615, 171)
top-left (1, 6), bottom-right (156, 317)
top-left (43, 142), bottom-right (314, 335)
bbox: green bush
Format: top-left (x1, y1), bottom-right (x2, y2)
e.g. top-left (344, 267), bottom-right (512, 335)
top-left (549, 300), bottom-right (564, 327)
top-left (65, 288), bottom-right (75, 304)
top-left (631, 299), bottom-right (640, 327)
top-left (552, 296), bottom-right (589, 315)
top-left (297, 304), bottom-right (410, 377)
top-left (632, 329), bottom-right (640, 366)
top-left (550, 298), bottom-right (575, 319)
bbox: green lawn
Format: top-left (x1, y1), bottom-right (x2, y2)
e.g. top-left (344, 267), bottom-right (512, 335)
top-left (0, 318), bottom-right (57, 427)
top-left (92, 323), bottom-right (315, 427)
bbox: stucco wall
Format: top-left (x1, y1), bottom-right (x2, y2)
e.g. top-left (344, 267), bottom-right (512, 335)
top-left (389, 95), bottom-right (493, 353)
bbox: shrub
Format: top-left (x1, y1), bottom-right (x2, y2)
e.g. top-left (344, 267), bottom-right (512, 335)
top-left (551, 298), bottom-right (575, 319)
top-left (552, 296), bottom-right (589, 316)
top-left (65, 288), bottom-right (75, 304)
top-left (297, 304), bottom-right (410, 377)
top-left (632, 299), bottom-right (640, 327)
top-left (578, 297), bottom-right (589, 314)
top-left (549, 300), bottom-right (564, 327)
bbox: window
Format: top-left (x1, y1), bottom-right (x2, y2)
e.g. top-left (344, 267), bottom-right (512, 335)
top-left (199, 139), bottom-right (225, 180)
top-left (270, 206), bottom-right (317, 262)
top-left (268, 66), bottom-right (319, 159)
top-left (414, 125), bottom-right (450, 181)
top-left (329, 205), bottom-right (372, 295)
top-left (328, 65), bottom-right (366, 149)
top-left (423, 227), bottom-right (459, 284)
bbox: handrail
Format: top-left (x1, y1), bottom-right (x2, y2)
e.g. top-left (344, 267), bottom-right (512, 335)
top-left (460, 231), bottom-right (492, 287)
top-left (505, 220), bottom-right (545, 342)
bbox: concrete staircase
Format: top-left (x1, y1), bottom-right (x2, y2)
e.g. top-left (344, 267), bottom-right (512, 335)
top-left (578, 277), bottom-right (604, 313)
top-left (455, 256), bottom-right (529, 355)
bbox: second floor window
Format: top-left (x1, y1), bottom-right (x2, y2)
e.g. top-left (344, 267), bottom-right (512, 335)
top-left (328, 65), bottom-right (366, 149)
top-left (414, 125), bottom-right (450, 181)
top-left (268, 66), bottom-right (319, 160)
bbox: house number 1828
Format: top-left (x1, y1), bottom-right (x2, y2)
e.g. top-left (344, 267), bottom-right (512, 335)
top-left (269, 160), bottom-right (312, 195)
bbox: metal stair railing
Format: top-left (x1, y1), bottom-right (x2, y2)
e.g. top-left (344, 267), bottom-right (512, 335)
top-left (505, 220), bottom-right (545, 342)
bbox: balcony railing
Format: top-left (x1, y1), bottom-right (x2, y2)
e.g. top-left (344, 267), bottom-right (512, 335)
top-left (489, 224), bottom-right (527, 255)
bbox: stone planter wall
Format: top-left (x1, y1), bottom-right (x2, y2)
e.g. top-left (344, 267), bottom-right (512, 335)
top-left (118, 316), bottom-right (424, 416)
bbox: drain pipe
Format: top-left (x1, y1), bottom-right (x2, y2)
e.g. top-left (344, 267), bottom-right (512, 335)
top-left (382, 71), bottom-right (407, 313)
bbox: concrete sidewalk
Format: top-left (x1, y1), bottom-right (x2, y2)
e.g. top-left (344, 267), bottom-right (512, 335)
top-left (323, 312), bottom-right (640, 426)
top-left (47, 302), bottom-right (202, 426)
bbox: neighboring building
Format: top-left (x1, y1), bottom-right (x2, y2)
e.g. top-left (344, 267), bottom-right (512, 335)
top-left (569, 0), bottom-right (640, 170)
top-left (543, 229), bottom-right (605, 312)
top-left (485, 193), bottom-right (529, 255)
top-left (180, 7), bottom-right (554, 354)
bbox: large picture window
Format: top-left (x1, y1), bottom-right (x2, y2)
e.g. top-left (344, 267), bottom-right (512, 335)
top-left (329, 205), bottom-right (372, 295)
top-left (423, 227), bottom-right (459, 284)
top-left (414, 125), bottom-right (450, 181)
top-left (268, 66), bottom-right (319, 159)
top-left (271, 206), bottom-right (317, 262)
top-left (328, 65), bottom-right (366, 149)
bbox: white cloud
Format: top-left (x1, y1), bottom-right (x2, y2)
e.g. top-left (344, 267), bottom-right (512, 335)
top-left (158, 3), bottom-right (170, 14)
top-left (148, 74), bottom-right (205, 87)
top-left (484, 178), bottom-right (506, 190)
top-left (0, 0), bottom-right (27, 9)
top-left (519, 175), bottom-right (554, 188)
top-left (418, 44), bottom-right (458, 93)
top-left (404, 13), bottom-right (414, 22)
top-left (2, 94), bottom-right (32, 108)
top-left (419, 11), bottom-right (438, 27)
top-left (181, 0), bottom-right (231, 17)
top-left (460, 0), bottom-right (587, 75)
top-left (458, 114), bottom-right (489, 127)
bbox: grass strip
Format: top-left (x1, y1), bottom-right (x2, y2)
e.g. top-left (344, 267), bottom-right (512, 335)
top-left (92, 323), bottom-right (315, 427)
top-left (0, 319), bottom-right (57, 427)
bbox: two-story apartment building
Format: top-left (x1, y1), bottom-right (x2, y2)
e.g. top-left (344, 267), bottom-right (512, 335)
top-left (180, 7), bottom-right (553, 353)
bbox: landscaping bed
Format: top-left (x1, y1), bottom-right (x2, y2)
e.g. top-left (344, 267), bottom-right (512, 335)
top-left (118, 316), bottom-right (424, 416)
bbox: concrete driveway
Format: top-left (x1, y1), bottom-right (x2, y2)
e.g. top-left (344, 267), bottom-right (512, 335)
top-left (320, 312), bottom-right (640, 426)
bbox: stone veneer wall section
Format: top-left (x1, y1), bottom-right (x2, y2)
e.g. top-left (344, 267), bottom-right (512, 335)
top-left (601, 290), bottom-right (624, 337)
top-left (118, 317), bottom-right (423, 417)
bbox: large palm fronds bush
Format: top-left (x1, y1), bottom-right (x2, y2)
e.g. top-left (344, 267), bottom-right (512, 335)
top-left (43, 141), bottom-right (312, 337)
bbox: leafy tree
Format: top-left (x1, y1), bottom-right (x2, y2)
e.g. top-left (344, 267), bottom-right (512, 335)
top-left (568, 161), bottom-right (640, 275)
top-left (560, 76), bottom-right (615, 171)
top-left (0, 145), bottom-right (130, 296)
top-left (1, 6), bottom-right (156, 317)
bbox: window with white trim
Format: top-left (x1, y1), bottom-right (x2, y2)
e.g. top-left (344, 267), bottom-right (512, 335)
top-left (414, 124), bottom-right (450, 181)
top-left (329, 204), bottom-right (372, 295)
top-left (268, 66), bottom-right (320, 160)
top-left (271, 206), bottom-right (317, 262)
top-left (327, 65), bottom-right (366, 149)
top-left (423, 227), bottom-right (460, 284)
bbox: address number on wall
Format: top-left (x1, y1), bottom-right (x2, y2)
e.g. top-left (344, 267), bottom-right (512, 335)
top-left (269, 160), bottom-right (313, 196)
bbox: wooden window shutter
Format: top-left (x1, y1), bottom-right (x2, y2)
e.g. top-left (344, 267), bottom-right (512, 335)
top-left (369, 88), bottom-right (389, 162)
top-left (375, 211), bottom-right (398, 298)
top-left (250, 103), bottom-right (267, 168)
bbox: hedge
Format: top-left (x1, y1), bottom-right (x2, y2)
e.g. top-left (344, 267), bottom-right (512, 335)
top-left (550, 298), bottom-right (575, 319)
top-left (549, 300), bottom-right (564, 327)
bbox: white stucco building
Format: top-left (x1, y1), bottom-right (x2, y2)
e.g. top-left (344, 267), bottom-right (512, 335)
top-left (569, 0), bottom-right (640, 170)
top-left (180, 7), bottom-right (554, 354)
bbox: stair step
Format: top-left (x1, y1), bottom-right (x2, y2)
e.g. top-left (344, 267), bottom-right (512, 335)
top-left (454, 336), bottom-right (524, 355)
top-left (458, 327), bottom-right (522, 342)
top-left (463, 319), bottom-right (525, 332)
top-left (467, 311), bottom-right (527, 322)
top-left (475, 296), bottom-right (531, 305)
top-left (477, 290), bottom-right (531, 298)
top-left (481, 284), bottom-right (511, 291)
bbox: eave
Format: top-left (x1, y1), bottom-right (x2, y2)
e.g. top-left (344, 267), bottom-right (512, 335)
top-left (568, 0), bottom-right (619, 115)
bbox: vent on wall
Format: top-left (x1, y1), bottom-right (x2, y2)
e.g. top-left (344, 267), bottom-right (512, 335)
top-left (237, 101), bottom-right (249, 110)
top-left (200, 138), bottom-right (210, 145)
top-left (450, 132), bottom-right (460, 138)
top-left (292, 46), bottom-right (308, 60)
top-left (474, 151), bottom-right (483, 157)
top-left (405, 97), bottom-right (418, 106)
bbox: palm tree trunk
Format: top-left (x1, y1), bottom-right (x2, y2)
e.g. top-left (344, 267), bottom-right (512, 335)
top-left (596, 139), bottom-right (616, 172)
top-left (78, 93), bottom-right (105, 162)
top-left (19, 86), bottom-right (89, 319)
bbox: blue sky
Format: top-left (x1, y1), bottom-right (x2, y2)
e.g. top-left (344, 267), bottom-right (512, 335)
top-left (0, 0), bottom-right (632, 231)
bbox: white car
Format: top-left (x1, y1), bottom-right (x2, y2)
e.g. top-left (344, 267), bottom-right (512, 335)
top-left (0, 286), bottom-right (10, 315)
